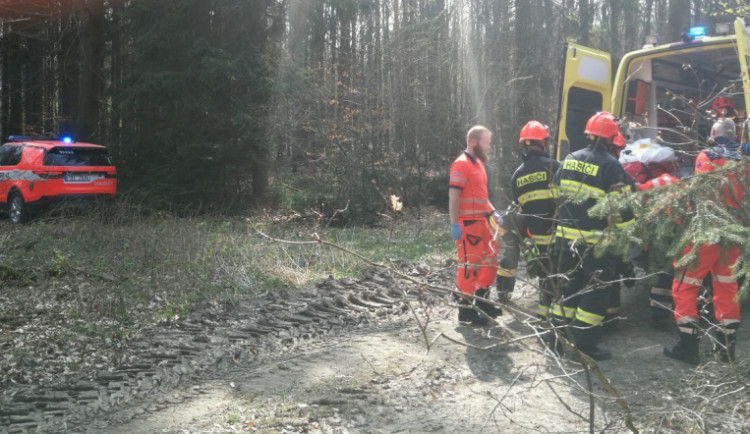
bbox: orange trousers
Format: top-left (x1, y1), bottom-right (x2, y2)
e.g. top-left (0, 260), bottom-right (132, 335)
top-left (672, 244), bottom-right (740, 326)
top-left (456, 219), bottom-right (498, 294)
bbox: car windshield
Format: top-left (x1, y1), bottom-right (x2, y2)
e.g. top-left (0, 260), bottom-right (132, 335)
top-left (43, 147), bottom-right (113, 166)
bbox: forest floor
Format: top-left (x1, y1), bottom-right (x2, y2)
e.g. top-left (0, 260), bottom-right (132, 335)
top-left (1, 214), bottom-right (749, 433)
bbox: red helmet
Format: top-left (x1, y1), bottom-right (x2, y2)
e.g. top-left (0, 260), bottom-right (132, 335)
top-left (711, 97), bottom-right (736, 119)
top-left (519, 120), bottom-right (549, 144)
top-left (613, 132), bottom-right (626, 148)
top-left (584, 112), bottom-right (620, 139)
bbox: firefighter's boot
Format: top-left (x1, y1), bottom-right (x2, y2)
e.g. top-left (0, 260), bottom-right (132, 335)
top-left (571, 325), bottom-right (611, 361)
top-left (664, 331), bottom-right (700, 365)
top-left (496, 276), bottom-right (515, 303)
top-left (603, 286), bottom-right (621, 333)
top-left (713, 331), bottom-right (737, 363)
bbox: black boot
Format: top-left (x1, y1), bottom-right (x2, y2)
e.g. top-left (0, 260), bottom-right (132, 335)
top-left (474, 287), bottom-right (501, 324)
top-left (457, 295), bottom-right (477, 325)
top-left (576, 345), bottom-right (612, 361)
top-left (496, 276), bottom-right (515, 303)
top-left (713, 331), bottom-right (737, 363)
top-left (571, 325), bottom-right (611, 361)
top-left (664, 331), bottom-right (700, 365)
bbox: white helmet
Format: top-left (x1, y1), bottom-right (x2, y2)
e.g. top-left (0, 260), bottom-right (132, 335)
top-left (710, 118), bottom-right (736, 141)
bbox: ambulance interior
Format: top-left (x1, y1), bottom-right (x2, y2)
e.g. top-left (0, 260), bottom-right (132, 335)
top-left (621, 44), bottom-right (746, 175)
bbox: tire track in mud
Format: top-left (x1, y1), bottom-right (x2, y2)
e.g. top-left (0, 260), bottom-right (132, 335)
top-left (0, 266), bottom-right (447, 434)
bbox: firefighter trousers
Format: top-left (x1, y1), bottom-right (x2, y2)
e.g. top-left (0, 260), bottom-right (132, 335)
top-left (545, 241), bottom-right (619, 349)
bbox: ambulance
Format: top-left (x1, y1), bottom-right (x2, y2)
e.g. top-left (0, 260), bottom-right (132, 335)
top-left (555, 18), bottom-right (750, 168)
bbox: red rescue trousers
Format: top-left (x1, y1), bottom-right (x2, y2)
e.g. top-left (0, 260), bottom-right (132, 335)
top-left (672, 244), bottom-right (740, 329)
top-left (456, 219), bottom-right (498, 295)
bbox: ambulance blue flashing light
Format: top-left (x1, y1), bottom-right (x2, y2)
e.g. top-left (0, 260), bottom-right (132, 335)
top-left (681, 26), bottom-right (706, 43)
top-left (689, 26), bottom-right (706, 38)
top-left (61, 136), bottom-right (74, 144)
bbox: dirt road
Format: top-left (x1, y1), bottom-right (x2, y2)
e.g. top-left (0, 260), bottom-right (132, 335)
top-left (2, 263), bottom-right (749, 433)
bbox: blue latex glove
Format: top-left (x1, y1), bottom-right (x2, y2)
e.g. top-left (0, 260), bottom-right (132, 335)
top-left (742, 142), bottom-right (749, 156)
top-left (451, 223), bottom-right (462, 241)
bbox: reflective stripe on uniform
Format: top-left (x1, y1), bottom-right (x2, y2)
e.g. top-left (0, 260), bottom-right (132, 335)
top-left (556, 225), bottom-right (600, 244)
top-left (650, 286), bottom-right (672, 296)
top-left (615, 217), bottom-right (635, 228)
top-left (549, 303), bottom-right (576, 319)
top-left (679, 276), bottom-right (704, 286)
top-left (575, 307), bottom-right (605, 325)
top-left (558, 179), bottom-right (606, 199)
top-left (517, 189), bottom-right (555, 206)
top-left (537, 304), bottom-right (550, 317)
top-left (497, 268), bottom-right (515, 277)
top-left (459, 209), bottom-right (488, 216)
top-left (719, 318), bottom-right (740, 332)
top-left (530, 233), bottom-right (553, 245)
top-left (713, 274), bottom-right (737, 283)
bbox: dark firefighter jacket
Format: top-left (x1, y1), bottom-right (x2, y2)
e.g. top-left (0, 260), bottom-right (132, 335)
top-left (511, 150), bottom-right (561, 246)
top-left (554, 144), bottom-right (636, 245)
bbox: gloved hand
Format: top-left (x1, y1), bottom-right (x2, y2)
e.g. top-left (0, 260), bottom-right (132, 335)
top-left (742, 142), bottom-right (749, 156)
top-left (488, 210), bottom-right (503, 232)
top-left (451, 223), bottom-right (462, 241)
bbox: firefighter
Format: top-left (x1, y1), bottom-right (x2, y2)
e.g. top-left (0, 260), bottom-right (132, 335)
top-left (549, 112), bottom-right (635, 361)
top-left (496, 121), bottom-right (560, 306)
top-left (449, 125), bottom-right (503, 326)
top-left (664, 118), bottom-right (746, 365)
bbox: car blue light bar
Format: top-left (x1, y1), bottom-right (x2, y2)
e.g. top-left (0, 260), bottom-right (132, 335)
top-left (61, 136), bottom-right (74, 143)
top-left (689, 26), bottom-right (706, 38)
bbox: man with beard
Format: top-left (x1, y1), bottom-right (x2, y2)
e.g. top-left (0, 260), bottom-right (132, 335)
top-left (449, 125), bottom-right (503, 326)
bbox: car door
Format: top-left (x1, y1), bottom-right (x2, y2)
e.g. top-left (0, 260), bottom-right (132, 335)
top-left (555, 43), bottom-right (612, 159)
top-left (735, 18), bottom-right (750, 144)
top-left (0, 145), bottom-right (19, 202)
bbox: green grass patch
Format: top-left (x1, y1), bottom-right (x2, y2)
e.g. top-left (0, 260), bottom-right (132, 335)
top-left (0, 210), bottom-right (453, 341)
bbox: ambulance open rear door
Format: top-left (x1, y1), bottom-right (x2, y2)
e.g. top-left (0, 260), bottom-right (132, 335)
top-left (735, 18), bottom-right (750, 144)
top-left (555, 43), bottom-right (612, 159)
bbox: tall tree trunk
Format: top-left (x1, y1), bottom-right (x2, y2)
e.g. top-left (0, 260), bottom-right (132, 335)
top-left (667, 0), bottom-right (691, 43)
top-left (76, 0), bottom-right (105, 141)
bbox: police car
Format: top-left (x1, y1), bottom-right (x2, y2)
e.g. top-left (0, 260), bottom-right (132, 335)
top-left (0, 136), bottom-right (117, 223)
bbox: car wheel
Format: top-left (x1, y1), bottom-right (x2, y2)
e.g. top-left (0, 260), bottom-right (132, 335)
top-left (9, 194), bottom-right (28, 224)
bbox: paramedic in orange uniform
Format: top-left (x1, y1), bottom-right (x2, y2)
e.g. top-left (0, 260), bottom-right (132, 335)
top-left (664, 118), bottom-right (746, 365)
top-left (449, 125), bottom-right (503, 326)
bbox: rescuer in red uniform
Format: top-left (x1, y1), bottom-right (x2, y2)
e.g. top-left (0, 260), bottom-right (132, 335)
top-left (449, 125), bottom-right (503, 326)
top-left (664, 118), bottom-right (746, 365)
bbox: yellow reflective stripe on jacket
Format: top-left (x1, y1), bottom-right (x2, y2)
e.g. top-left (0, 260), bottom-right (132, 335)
top-left (530, 233), bottom-right (553, 245)
top-left (556, 226), bottom-right (600, 244)
top-left (497, 267), bottom-right (516, 277)
top-left (517, 189), bottom-right (555, 206)
top-left (575, 307), bottom-right (605, 325)
top-left (558, 179), bottom-right (606, 199)
top-left (615, 218), bottom-right (635, 228)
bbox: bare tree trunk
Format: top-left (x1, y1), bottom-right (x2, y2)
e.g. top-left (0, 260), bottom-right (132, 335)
top-left (76, 0), bottom-right (105, 141)
top-left (667, 0), bottom-right (691, 43)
